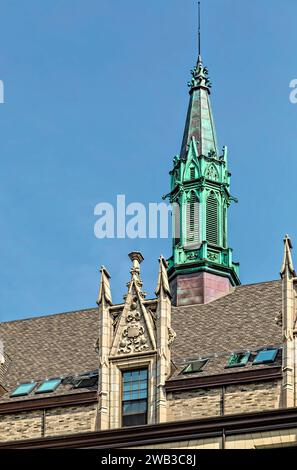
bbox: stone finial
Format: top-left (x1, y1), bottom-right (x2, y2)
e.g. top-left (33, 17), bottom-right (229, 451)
top-left (155, 255), bottom-right (171, 299)
top-left (125, 252), bottom-right (146, 299)
top-left (128, 252), bottom-right (144, 273)
top-left (280, 235), bottom-right (296, 278)
top-left (97, 266), bottom-right (112, 306)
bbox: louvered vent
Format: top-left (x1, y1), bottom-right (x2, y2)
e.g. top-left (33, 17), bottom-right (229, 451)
top-left (173, 203), bottom-right (180, 245)
top-left (190, 167), bottom-right (195, 180)
top-left (222, 206), bottom-right (227, 247)
top-left (186, 193), bottom-right (199, 245)
top-left (206, 192), bottom-right (219, 245)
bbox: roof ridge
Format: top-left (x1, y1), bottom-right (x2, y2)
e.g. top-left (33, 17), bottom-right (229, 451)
top-left (0, 306), bottom-right (98, 325)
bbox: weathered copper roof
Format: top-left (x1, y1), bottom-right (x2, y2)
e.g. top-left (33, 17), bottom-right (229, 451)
top-left (180, 56), bottom-right (218, 159)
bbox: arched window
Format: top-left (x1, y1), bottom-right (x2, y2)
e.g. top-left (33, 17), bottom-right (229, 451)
top-left (186, 192), bottom-right (200, 245)
top-left (206, 192), bottom-right (219, 245)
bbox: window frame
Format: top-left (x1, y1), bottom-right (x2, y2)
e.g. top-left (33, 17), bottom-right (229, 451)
top-left (225, 352), bottom-right (251, 369)
top-left (181, 358), bottom-right (208, 375)
top-left (11, 381), bottom-right (37, 397)
top-left (35, 378), bottom-right (62, 394)
top-left (121, 368), bottom-right (148, 428)
top-left (252, 348), bottom-right (279, 365)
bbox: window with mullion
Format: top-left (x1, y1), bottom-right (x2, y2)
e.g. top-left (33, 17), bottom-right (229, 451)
top-left (122, 369), bottom-right (148, 427)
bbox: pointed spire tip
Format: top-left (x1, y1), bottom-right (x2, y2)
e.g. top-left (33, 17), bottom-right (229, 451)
top-left (280, 234), bottom-right (296, 278)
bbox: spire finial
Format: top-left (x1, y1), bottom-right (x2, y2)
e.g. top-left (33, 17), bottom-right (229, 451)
top-left (198, 1), bottom-right (201, 58)
top-left (97, 265), bottom-right (112, 306)
top-left (280, 235), bottom-right (296, 278)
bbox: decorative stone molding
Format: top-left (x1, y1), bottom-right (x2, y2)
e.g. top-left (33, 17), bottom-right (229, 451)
top-left (118, 299), bottom-right (150, 354)
top-left (168, 327), bottom-right (176, 346)
top-left (207, 251), bottom-right (219, 262)
top-left (205, 163), bottom-right (218, 180)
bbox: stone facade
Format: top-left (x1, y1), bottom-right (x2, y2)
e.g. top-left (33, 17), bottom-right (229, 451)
top-left (95, 253), bottom-right (174, 429)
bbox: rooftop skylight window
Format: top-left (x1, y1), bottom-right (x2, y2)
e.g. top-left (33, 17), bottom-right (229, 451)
top-left (35, 378), bottom-right (62, 394)
top-left (253, 348), bottom-right (279, 365)
top-left (226, 352), bottom-right (250, 368)
top-left (11, 382), bottom-right (37, 397)
top-left (73, 372), bottom-right (99, 389)
top-left (181, 359), bottom-right (208, 374)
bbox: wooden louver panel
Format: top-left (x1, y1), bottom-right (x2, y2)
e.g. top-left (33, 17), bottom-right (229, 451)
top-left (206, 192), bottom-right (219, 245)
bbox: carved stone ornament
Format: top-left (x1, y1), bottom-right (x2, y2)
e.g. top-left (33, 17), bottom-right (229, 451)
top-left (168, 327), bottom-right (176, 346)
top-left (187, 251), bottom-right (198, 261)
top-left (206, 164), bottom-right (218, 181)
top-left (208, 251), bottom-right (219, 262)
top-left (118, 297), bottom-right (150, 354)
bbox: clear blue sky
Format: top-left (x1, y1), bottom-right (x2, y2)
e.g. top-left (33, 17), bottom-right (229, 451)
top-left (0, 0), bottom-right (296, 322)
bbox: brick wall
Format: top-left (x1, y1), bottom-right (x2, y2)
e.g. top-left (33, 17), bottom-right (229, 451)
top-left (0, 410), bottom-right (42, 441)
top-left (167, 388), bottom-right (222, 421)
top-left (0, 404), bottom-right (97, 442)
top-left (224, 380), bottom-right (281, 414)
top-left (45, 404), bottom-right (97, 437)
top-left (167, 380), bottom-right (281, 422)
top-left (170, 272), bottom-right (232, 306)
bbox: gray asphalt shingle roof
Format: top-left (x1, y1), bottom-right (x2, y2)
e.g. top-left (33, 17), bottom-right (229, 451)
top-left (0, 279), bottom-right (282, 402)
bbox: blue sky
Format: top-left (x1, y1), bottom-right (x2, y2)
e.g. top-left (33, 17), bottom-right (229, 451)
top-left (0, 0), bottom-right (296, 321)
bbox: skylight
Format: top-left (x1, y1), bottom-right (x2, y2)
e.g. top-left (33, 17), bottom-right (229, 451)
top-left (11, 382), bottom-right (37, 397)
top-left (73, 372), bottom-right (98, 389)
top-left (253, 349), bottom-right (279, 365)
top-left (181, 359), bottom-right (208, 374)
top-left (226, 352), bottom-right (250, 368)
top-left (35, 378), bottom-right (62, 394)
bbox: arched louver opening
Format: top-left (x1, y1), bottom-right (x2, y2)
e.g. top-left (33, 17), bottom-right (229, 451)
top-left (186, 192), bottom-right (200, 245)
top-left (190, 167), bottom-right (195, 180)
top-left (173, 202), bottom-right (181, 245)
top-left (206, 192), bottom-right (219, 245)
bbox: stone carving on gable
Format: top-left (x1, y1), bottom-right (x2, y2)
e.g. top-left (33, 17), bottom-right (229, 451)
top-left (118, 297), bottom-right (150, 354)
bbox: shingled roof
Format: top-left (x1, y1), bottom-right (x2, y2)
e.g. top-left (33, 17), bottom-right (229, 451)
top-left (0, 279), bottom-right (282, 403)
top-left (170, 279), bottom-right (282, 378)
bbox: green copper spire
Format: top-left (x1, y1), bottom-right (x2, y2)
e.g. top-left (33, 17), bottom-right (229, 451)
top-left (167, 50), bottom-right (240, 306)
top-left (180, 55), bottom-right (218, 160)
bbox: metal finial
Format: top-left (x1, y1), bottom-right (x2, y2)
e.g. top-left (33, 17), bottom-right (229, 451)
top-left (198, 1), bottom-right (201, 57)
